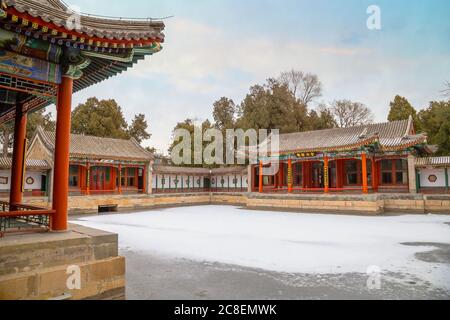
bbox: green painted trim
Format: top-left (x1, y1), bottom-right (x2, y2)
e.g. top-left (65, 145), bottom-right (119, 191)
top-left (416, 170), bottom-right (421, 193)
top-left (45, 169), bottom-right (50, 195)
top-left (445, 167), bottom-right (449, 192)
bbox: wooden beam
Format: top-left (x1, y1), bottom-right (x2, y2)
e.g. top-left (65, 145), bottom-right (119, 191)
top-left (445, 167), bottom-right (449, 193)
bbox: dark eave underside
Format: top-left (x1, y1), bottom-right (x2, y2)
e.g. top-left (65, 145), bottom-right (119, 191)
top-left (0, 49), bottom-right (151, 124)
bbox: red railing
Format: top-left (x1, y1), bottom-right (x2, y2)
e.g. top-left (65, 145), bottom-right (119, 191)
top-left (0, 201), bottom-right (55, 238)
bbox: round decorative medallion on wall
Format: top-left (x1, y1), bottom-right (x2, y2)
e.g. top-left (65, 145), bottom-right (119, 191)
top-left (26, 177), bottom-right (35, 185)
top-left (428, 175), bottom-right (438, 183)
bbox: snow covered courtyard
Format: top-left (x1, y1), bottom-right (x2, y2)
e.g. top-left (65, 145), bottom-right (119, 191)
top-left (73, 206), bottom-right (450, 299)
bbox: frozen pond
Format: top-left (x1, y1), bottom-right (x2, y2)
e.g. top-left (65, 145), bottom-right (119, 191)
top-left (73, 206), bottom-right (450, 299)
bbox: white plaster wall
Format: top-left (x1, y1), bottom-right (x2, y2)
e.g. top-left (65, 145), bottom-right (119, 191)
top-left (0, 170), bottom-right (11, 191)
top-left (419, 168), bottom-right (446, 188)
top-left (152, 172), bottom-right (248, 191)
top-left (152, 173), bottom-right (158, 189)
top-left (242, 174), bottom-right (248, 188)
top-left (24, 172), bottom-right (42, 191)
top-left (0, 170), bottom-right (43, 191)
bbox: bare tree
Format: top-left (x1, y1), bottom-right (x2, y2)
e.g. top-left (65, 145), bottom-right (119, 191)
top-left (279, 70), bottom-right (322, 106)
top-left (331, 100), bottom-right (374, 128)
top-left (443, 81), bottom-right (450, 100)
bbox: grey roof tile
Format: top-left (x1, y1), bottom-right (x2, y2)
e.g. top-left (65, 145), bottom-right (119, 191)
top-left (38, 127), bottom-right (152, 162)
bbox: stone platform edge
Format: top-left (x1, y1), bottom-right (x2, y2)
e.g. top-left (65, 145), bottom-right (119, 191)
top-left (5, 192), bottom-right (450, 215)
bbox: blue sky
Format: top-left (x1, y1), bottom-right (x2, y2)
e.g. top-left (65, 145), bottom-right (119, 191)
top-left (60, 0), bottom-right (450, 153)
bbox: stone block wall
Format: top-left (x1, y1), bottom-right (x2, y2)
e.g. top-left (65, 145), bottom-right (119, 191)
top-left (0, 225), bottom-right (125, 300)
top-left (9, 192), bottom-right (450, 215)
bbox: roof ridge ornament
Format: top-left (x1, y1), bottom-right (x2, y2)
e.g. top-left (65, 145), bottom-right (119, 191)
top-left (403, 115), bottom-right (414, 138)
top-left (358, 127), bottom-right (368, 139)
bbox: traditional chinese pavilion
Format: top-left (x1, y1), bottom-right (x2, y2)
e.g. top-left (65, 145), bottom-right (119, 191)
top-left (0, 0), bottom-right (164, 231)
top-left (251, 117), bottom-right (431, 194)
top-left (27, 126), bottom-right (153, 196)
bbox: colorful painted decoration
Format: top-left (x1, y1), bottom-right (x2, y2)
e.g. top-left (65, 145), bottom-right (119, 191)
top-left (0, 176), bottom-right (8, 185)
top-left (0, 29), bottom-right (61, 63)
top-left (26, 177), bottom-right (35, 185)
top-left (428, 175), bottom-right (438, 183)
top-left (295, 152), bottom-right (319, 158)
top-left (0, 49), bottom-right (61, 83)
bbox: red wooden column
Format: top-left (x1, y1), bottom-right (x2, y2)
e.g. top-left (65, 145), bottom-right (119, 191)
top-left (118, 164), bottom-right (122, 194)
top-left (335, 159), bottom-right (342, 190)
top-left (10, 103), bottom-right (27, 208)
top-left (288, 159), bottom-right (293, 193)
top-left (302, 162), bottom-right (307, 190)
top-left (86, 162), bottom-right (91, 195)
top-left (259, 161), bottom-right (263, 193)
top-left (361, 153), bottom-right (369, 194)
top-left (324, 155), bottom-right (329, 193)
top-left (52, 76), bottom-right (73, 231)
top-left (371, 157), bottom-right (378, 193)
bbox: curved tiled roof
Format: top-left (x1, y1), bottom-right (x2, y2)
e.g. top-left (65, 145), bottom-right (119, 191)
top-left (36, 127), bottom-right (153, 162)
top-left (3, 0), bottom-right (165, 41)
top-left (153, 166), bottom-right (247, 176)
top-left (416, 157), bottom-right (450, 167)
top-left (0, 157), bottom-right (50, 169)
top-left (265, 118), bottom-right (427, 154)
top-left (0, 0), bottom-right (166, 125)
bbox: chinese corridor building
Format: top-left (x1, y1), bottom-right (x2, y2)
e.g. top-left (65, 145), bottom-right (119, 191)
top-left (250, 117), bottom-right (448, 195)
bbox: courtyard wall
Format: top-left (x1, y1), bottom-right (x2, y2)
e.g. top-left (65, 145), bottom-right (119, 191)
top-left (7, 193), bottom-right (449, 215)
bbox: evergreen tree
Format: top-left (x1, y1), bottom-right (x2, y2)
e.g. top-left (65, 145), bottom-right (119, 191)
top-left (419, 101), bottom-right (450, 156)
top-left (27, 109), bottom-right (56, 140)
top-left (388, 95), bottom-right (421, 131)
top-left (128, 114), bottom-right (151, 143)
top-left (237, 78), bottom-right (309, 134)
top-left (71, 97), bottom-right (129, 139)
top-left (212, 97), bottom-right (236, 131)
